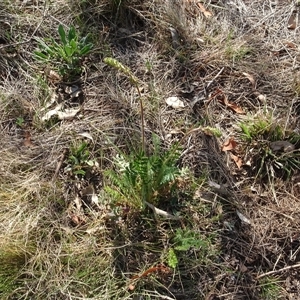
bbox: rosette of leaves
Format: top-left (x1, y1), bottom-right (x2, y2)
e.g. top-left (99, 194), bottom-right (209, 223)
top-left (34, 24), bottom-right (93, 80)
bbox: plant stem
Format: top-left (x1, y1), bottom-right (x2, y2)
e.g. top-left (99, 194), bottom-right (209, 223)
top-left (135, 83), bottom-right (145, 153)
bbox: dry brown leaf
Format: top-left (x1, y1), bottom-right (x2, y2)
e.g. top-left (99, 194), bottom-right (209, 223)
top-left (221, 138), bottom-right (237, 152)
top-left (214, 88), bottom-right (245, 114)
top-left (23, 131), bottom-right (35, 147)
top-left (288, 12), bottom-right (298, 30)
top-left (48, 69), bottom-right (61, 82)
top-left (69, 213), bottom-right (86, 226)
top-left (242, 72), bottom-right (255, 87)
top-left (230, 153), bottom-right (243, 169)
top-left (226, 102), bottom-right (245, 114)
top-left (285, 41), bottom-right (297, 49)
top-left (197, 2), bottom-right (213, 18)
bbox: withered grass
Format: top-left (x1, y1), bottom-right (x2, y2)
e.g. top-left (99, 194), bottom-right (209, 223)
top-left (1, 0), bottom-right (300, 299)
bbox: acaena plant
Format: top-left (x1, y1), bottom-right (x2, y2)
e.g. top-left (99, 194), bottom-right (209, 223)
top-left (34, 24), bottom-right (93, 80)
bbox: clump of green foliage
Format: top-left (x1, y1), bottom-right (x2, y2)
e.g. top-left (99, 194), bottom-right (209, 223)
top-left (105, 135), bottom-right (182, 210)
top-left (0, 250), bottom-right (26, 297)
top-left (167, 229), bottom-right (213, 269)
top-left (34, 24), bottom-right (93, 80)
top-left (259, 277), bottom-right (281, 300)
top-left (239, 113), bottom-right (300, 180)
top-left (65, 141), bottom-right (97, 176)
top-left (225, 31), bottom-right (252, 62)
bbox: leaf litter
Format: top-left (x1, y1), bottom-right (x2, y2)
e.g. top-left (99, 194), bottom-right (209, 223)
top-left (210, 88), bottom-right (245, 114)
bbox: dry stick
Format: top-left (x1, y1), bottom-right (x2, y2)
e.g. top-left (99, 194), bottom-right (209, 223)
top-left (145, 201), bottom-right (182, 220)
top-left (256, 263), bottom-right (300, 279)
top-left (52, 148), bottom-right (68, 181)
top-left (205, 67), bottom-right (224, 90)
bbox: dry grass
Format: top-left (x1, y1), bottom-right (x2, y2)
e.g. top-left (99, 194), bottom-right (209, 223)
top-left (1, 0), bottom-right (300, 299)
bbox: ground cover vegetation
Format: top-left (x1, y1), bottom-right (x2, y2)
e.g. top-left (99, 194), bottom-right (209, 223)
top-left (1, 0), bottom-right (300, 299)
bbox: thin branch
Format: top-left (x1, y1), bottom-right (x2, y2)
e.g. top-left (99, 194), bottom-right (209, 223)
top-left (205, 67), bottom-right (224, 90)
top-left (256, 263), bottom-right (300, 279)
top-left (145, 201), bottom-right (182, 220)
top-left (52, 148), bottom-right (68, 181)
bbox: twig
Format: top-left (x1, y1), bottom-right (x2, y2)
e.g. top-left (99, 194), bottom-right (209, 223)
top-left (52, 148), bottom-right (68, 181)
top-left (145, 201), bottom-right (182, 220)
top-left (256, 263), bottom-right (300, 279)
top-left (205, 67), bottom-right (224, 90)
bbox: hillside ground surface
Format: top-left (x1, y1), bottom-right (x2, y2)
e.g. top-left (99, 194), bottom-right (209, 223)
top-left (1, 0), bottom-right (300, 299)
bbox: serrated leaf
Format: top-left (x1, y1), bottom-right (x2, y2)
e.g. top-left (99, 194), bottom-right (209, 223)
top-left (167, 248), bottom-right (178, 269)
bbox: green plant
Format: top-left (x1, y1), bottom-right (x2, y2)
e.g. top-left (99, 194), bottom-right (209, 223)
top-left (65, 141), bottom-right (96, 176)
top-left (225, 30), bottom-right (251, 62)
top-left (16, 117), bottom-right (24, 127)
top-left (167, 248), bottom-right (178, 269)
top-left (203, 126), bottom-right (222, 137)
top-left (167, 229), bottom-right (211, 269)
top-left (105, 135), bottom-right (182, 210)
top-left (173, 228), bottom-right (209, 251)
top-left (259, 277), bottom-right (281, 300)
top-left (239, 114), bottom-right (300, 179)
top-left (239, 114), bottom-right (276, 142)
top-left (0, 250), bottom-right (26, 297)
top-left (34, 24), bottom-right (93, 79)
